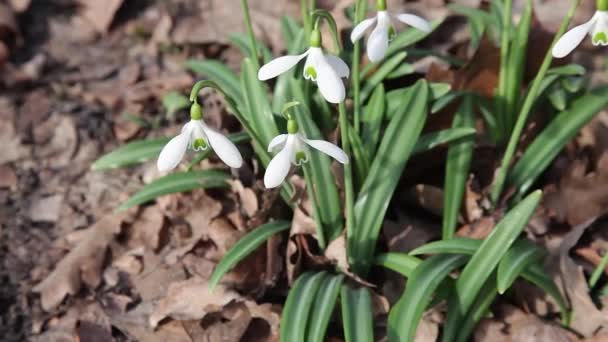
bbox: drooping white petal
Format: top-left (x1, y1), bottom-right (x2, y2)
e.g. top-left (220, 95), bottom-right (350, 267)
top-left (394, 13), bottom-right (432, 32)
top-left (157, 123), bottom-right (193, 172)
top-left (591, 12), bottom-right (608, 46)
top-left (315, 56), bottom-right (346, 103)
top-left (267, 134), bottom-right (288, 152)
top-left (324, 54), bottom-right (350, 78)
top-left (200, 123), bottom-right (243, 168)
top-left (258, 50), bottom-right (310, 80)
top-left (350, 17), bottom-right (377, 42)
top-left (264, 136), bottom-right (296, 188)
top-left (303, 48), bottom-right (323, 80)
top-left (367, 12), bottom-right (391, 63)
top-left (301, 137), bottom-right (349, 164)
top-left (552, 16), bottom-right (596, 58)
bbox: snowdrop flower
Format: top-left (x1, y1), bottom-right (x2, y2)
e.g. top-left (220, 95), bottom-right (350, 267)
top-left (264, 117), bottom-right (349, 188)
top-left (350, 0), bottom-right (431, 63)
top-left (157, 103), bottom-right (243, 172)
top-left (258, 29), bottom-right (349, 104)
top-left (553, 1), bottom-right (608, 58)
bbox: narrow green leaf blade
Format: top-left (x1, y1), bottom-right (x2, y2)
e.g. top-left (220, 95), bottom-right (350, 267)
top-left (162, 91), bottom-right (190, 118)
top-left (388, 254), bottom-right (468, 342)
top-left (340, 285), bottom-right (374, 342)
top-left (117, 170), bottom-right (229, 211)
top-left (352, 80), bottom-right (429, 275)
top-left (442, 96), bottom-right (475, 239)
top-left (184, 59), bottom-right (243, 105)
top-left (92, 138), bottom-right (170, 170)
top-left (497, 239), bottom-right (546, 294)
top-left (508, 86), bottom-right (608, 196)
top-left (209, 220), bottom-right (290, 290)
top-left (409, 238), bottom-right (481, 256)
top-left (412, 127), bottom-right (476, 155)
top-left (241, 58), bottom-right (280, 145)
top-left (375, 253), bottom-right (422, 278)
top-left (454, 190), bottom-right (542, 313)
top-left (306, 274), bottom-right (344, 342)
top-left (281, 272), bottom-right (327, 342)
top-left (362, 84), bottom-right (386, 156)
top-left (361, 52), bottom-right (407, 100)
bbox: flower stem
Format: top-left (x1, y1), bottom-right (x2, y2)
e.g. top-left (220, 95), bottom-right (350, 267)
top-left (352, 0), bottom-right (368, 135)
top-left (490, 0), bottom-right (580, 205)
top-left (338, 102), bottom-right (355, 249)
top-left (301, 0), bottom-right (311, 38)
top-left (302, 162), bottom-right (327, 249)
top-left (240, 0), bottom-right (260, 70)
top-left (495, 0), bottom-right (513, 142)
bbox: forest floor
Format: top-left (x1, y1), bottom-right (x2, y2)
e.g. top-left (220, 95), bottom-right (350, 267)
top-left (1, 0), bottom-right (608, 341)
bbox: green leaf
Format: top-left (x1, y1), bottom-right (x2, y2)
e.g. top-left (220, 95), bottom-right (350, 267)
top-left (289, 80), bottom-right (344, 243)
top-left (412, 127), bottom-right (476, 155)
top-left (362, 84), bottom-right (386, 156)
top-left (548, 86), bottom-right (567, 111)
top-left (375, 253), bottom-right (422, 278)
top-left (546, 64), bottom-right (586, 76)
top-left (117, 170), bottom-right (230, 211)
top-left (590, 251), bottom-right (608, 289)
top-left (453, 276), bottom-right (498, 342)
top-left (92, 138), bottom-right (170, 170)
top-left (229, 33), bottom-right (273, 64)
top-left (442, 96), bottom-right (475, 239)
top-left (430, 82), bottom-right (452, 100)
top-left (409, 237), bottom-right (481, 256)
top-left (209, 220), bottom-right (290, 290)
top-left (281, 272), bottom-right (327, 342)
top-left (521, 264), bottom-right (570, 324)
top-left (507, 86), bottom-right (608, 196)
top-left (349, 125), bottom-right (371, 187)
top-left (497, 239), bottom-right (546, 294)
top-left (340, 285), bottom-right (374, 342)
top-left (351, 80), bottom-right (429, 275)
top-left (388, 254), bottom-right (468, 342)
top-left (448, 5), bottom-right (491, 50)
top-left (241, 58), bottom-right (280, 145)
top-left (454, 190), bottom-right (542, 313)
top-left (162, 91), bottom-right (190, 119)
top-left (431, 91), bottom-right (465, 114)
top-left (361, 52), bottom-right (408, 100)
top-left (306, 274), bottom-right (344, 342)
top-left (386, 63), bottom-right (415, 79)
top-left (184, 59), bottom-right (243, 106)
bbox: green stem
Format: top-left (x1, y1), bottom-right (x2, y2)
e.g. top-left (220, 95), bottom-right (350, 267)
top-left (301, 0), bottom-right (311, 39)
top-left (490, 0), bottom-right (580, 205)
top-left (495, 0), bottom-right (513, 143)
top-left (240, 0), bottom-right (260, 70)
top-left (339, 102), bottom-right (355, 251)
top-left (590, 251), bottom-right (608, 289)
top-left (303, 162), bottom-right (327, 249)
top-left (352, 0), bottom-right (368, 135)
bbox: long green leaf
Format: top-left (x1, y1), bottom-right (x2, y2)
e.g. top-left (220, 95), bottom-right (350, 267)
top-left (497, 239), bottom-right (546, 294)
top-left (409, 238), bottom-right (482, 256)
top-left (453, 276), bottom-right (498, 342)
top-left (375, 253), bottom-right (422, 278)
top-left (306, 274), bottom-right (344, 342)
top-left (351, 80), bottom-right (429, 275)
top-left (241, 58), bottom-right (280, 145)
top-left (385, 20), bottom-right (442, 57)
top-left (281, 272), bottom-right (327, 342)
top-left (507, 86), bottom-right (608, 197)
top-left (454, 190), bottom-right (542, 313)
top-left (362, 84), bottom-right (386, 156)
top-left (229, 33), bottom-right (272, 64)
top-left (521, 264), bottom-right (570, 324)
top-left (289, 80), bottom-right (343, 243)
top-left (340, 285), bottom-right (374, 342)
top-left (412, 127), bottom-right (476, 155)
top-left (388, 254), bottom-right (468, 342)
top-left (92, 138), bottom-right (170, 170)
top-left (361, 52), bottom-right (407, 100)
top-left (184, 59), bottom-right (243, 106)
top-left (209, 220), bottom-right (290, 290)
top-left (117, 170), bottom-right (230, 211)
top-left (442, 96), bottom-right (475, 239)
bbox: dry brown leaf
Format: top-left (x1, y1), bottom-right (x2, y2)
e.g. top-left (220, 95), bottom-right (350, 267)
top-left (29, 194), bottom-right (63, 223)
top-left (33, 214), bottom-right (124, 311)
top-left (229, 179), bottom-right (259, 220)
top-left (149, 276), bottom-right (241, 328)
top-left (325, 233), bottom-right (349, 273)
top-left (129, 206), bottom-right (165, 251)
top-left (76, 0), bottom-right (124, 33)
top-left (0, 165), bottom-right (17, 190)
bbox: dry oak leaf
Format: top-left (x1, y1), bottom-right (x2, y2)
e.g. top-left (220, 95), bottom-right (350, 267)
top-left (149, 276), bottom-right (240, 328)
top-left (33, 214), bottom-right (124, 311)
top-left (76, 0), bottom-right (124, 33)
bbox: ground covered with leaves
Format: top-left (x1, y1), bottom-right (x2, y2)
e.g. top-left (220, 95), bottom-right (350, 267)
top-left (1, 0), bottom-right (608, 341)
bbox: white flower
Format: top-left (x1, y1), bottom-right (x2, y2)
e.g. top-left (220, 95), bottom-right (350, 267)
top-left (157, 119), bottom-right (243, 171)
top-left (264, 133), bottom-right (349, 188)
top-left (350, 10), bottom-right (431, 63)
top-left (553, 11), bottom-right (608, 58)
top-left (257, 47), bottom-right (349, 104)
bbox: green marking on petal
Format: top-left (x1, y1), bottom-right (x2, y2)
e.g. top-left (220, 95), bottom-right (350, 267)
top-left (305, 66), bottom-right (317, 80)
top-left (193, 138), bottom-right (208, 150)
top-left (388, 26), bottom-right (396, 41)
top-left (295, 151), bottom-right (307, 164)
top-left (594, 31), bottom-right (608, 45)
